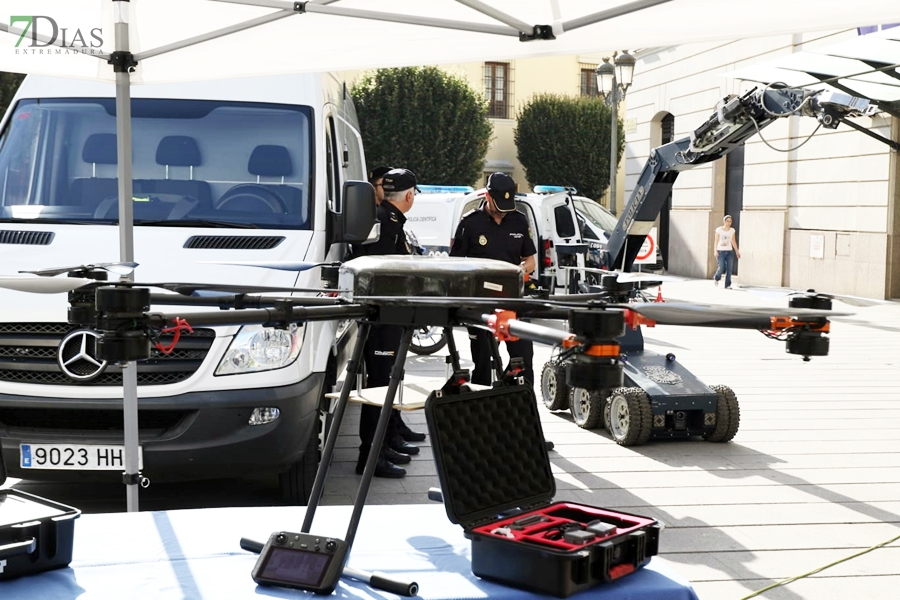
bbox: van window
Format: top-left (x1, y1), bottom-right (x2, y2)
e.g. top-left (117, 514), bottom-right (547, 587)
top-left (0, 98), bottom-right (313, 229)
top-left (574, 198), bottom-right (618, 232)
top-left (553, 204), bottom-right (576, 238)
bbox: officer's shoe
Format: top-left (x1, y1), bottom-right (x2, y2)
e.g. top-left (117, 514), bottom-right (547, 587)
top-left (399, 422), bottom-right (426, 442)
top-left (384, 447), bottom-right (411, 465)
top-left (355, 454), bottom-right (407, 478)
top-left (390, 437), bottom-right (420, 455)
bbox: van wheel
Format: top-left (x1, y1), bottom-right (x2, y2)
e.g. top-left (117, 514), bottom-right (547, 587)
top-left (279, 424), bottom-right (320, 505)
top-left (570, 387), bottom-right (606, 429)
top-left (540, 361), bottom-right (569, 411)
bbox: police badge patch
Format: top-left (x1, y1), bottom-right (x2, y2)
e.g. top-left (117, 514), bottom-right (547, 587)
top-left (478, 235), bottom-right (488, 246)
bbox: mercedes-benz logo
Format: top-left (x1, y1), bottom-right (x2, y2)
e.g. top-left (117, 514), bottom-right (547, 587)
top-left (58, 330), bottom-right (108, 382)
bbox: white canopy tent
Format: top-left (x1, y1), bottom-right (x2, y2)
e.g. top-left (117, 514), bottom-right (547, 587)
top-left (1, 0), bottom-right (898, 512)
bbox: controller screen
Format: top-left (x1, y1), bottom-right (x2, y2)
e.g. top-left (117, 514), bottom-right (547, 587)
top-left (259, 546), bottom-right (334, 587)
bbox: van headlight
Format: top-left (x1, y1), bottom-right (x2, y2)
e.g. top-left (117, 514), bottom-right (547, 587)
top-left (215, 324), bottom-right (302, 375)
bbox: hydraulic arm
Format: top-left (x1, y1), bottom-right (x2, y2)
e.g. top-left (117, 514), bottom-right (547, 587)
top-left (602, 86), bottom-right (876, 272)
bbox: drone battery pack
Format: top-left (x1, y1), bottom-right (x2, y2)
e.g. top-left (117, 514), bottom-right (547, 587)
top-left (0, 489), bottom-right (80, 581)
top-left (425, 385), bottom-right (659, 598)
top-left (339, 255), bottom-right (523, 300)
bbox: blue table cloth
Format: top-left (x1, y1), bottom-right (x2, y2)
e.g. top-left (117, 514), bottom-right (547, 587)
top-left (1, 503), bottom-right (699, 599)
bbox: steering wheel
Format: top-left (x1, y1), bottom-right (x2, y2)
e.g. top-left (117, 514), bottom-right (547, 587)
top-left (215, 184), bottom-right (287, 214)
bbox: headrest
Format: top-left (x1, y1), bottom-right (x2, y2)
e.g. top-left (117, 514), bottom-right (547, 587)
top-left (156, 135), bottom-right (202, 167)
top-left (248, 145), bottom-right (293, 177)
top-left (82, 133), bottom-right (117, 165)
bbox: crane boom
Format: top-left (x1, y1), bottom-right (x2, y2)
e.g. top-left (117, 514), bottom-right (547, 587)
top-left (602, 86), bottom-right (875, 272)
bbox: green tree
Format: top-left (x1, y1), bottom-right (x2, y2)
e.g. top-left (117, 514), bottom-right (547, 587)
top-left (0, 72), bottom-right (25, 115)
top-left (514, 94), bottom-right (624, 201)
top-left (351, 67), bottom-right (492, 186)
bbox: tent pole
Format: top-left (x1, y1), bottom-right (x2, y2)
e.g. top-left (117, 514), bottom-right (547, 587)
top-left (210, 0), bottom-right (518, 36)
top-left (112, 0), bottom-right (141, 514)
top-left (135, 11), bottom-right (294, 62)
top-left (561, 0), bottom-right (673, 32)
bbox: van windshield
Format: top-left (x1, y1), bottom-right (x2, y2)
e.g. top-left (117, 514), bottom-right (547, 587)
top-left (0, 98), bottom-right (312, 229)
top-left (575, 198), bottom-right (618, 233)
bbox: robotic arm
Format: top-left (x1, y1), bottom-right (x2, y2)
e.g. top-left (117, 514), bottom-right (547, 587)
top-left (602, 86), bottom-right (876, 272)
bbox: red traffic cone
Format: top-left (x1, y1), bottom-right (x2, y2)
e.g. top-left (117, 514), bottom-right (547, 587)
top-left (655, 285), bottom-right (664, 303)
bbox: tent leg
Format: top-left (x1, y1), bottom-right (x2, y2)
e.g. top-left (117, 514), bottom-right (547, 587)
top-left (113, 0), bottom-right (140, 513)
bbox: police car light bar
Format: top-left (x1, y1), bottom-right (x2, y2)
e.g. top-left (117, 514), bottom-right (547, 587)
top-left (533, 185), bottom-right (578, 194)
top-left (417, 185), bottom-right (475, 194)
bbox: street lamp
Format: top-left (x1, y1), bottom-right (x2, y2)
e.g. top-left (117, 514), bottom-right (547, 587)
top-left (596, 51), bottom-right (635, 215)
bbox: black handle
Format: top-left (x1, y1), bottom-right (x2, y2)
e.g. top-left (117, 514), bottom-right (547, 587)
top-left (370, 572), bottom-right (419, 597)
top-left (0, 537), bottom-right (36, 559)
top-left (240, 537), bottom-right (264, 554)
top-left (427, 487), bottom-right (443, 503)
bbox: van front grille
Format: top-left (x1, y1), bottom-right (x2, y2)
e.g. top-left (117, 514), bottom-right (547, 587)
top-left (0, 230), bottom-right (55, 245)
top-left (183, 235), bottom-right (285, 250)
top-left (0, 323), bottom-right (215, 386)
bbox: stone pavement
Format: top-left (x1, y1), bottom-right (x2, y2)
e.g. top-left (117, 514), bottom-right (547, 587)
top-left (321, 279), bottom-right (900, 600)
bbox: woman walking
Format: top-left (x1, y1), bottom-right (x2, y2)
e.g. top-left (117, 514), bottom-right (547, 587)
top-left (713, 215), bottom-right (740, 288)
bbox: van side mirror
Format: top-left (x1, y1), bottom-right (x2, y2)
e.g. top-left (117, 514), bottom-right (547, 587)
top-left (333, 180), bottom-right (378, 243)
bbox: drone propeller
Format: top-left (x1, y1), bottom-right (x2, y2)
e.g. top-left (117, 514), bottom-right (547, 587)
top-left (627, 302), bottom-right (851, 326)
top-left (19, 261), bottom-right (138, 278)
top-left (561, 266), bottom-right (684, 283)
top-left (144, 282), bottom-right (344, 297)
top-left (199, 260), bottom-right (337, 272)
top-left (0, 275), bottom-right (97, 294)
top-left (738, 285), bottom-right (888, 307)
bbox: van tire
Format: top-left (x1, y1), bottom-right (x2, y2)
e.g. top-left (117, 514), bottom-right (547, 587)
top-left (279, 425), bottom-right (320, 505)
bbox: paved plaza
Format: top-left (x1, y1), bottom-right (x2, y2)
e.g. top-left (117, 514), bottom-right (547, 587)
top-left (320, 279), bottom-right (900, 600)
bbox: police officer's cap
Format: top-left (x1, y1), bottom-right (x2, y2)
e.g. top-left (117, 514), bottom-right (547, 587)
top-left (382, 168), bottom-right (421, 193)
top-left (487, 172), bottom-right (517, 212)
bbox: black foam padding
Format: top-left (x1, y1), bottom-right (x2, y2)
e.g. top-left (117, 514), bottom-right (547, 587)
top-left (426, 386), bottom-right (554, 525)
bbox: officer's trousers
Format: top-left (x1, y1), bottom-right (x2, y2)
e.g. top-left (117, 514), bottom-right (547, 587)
top-left (467, 327), bottom-right (534, 387)
top-left (359, 324), bottom-right (403, 455)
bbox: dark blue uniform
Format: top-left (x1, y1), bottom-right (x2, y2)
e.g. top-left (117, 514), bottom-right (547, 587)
top-left (352, 201), bottom-right (412, 467)
top-left (451, 207), bottom-right (537, 385)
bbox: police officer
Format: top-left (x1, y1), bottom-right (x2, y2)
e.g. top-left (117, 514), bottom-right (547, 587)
top-left (368, 165), bottom-right (392, 206)
top-left (450, 172), bottom-right (537, 386)
top-left (353, 168), bottom-right (422, 478)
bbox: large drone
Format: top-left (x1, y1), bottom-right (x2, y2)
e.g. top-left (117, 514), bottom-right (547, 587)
top-left (0, 254), bottom-right (847, 594)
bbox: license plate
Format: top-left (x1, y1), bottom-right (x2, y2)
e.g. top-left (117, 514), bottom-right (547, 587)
top-left (20, 443), bottom-right (143, 470)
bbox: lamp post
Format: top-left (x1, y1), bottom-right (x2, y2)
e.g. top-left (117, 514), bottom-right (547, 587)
top-left (596, 51), bottom-right (635, 215)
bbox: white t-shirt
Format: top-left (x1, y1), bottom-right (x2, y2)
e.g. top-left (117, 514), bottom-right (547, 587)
top-left (716, 226), bottom-right (735, 251)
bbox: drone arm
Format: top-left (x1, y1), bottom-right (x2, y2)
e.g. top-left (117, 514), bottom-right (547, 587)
top-left (149, 304), bottom-right (371, 329)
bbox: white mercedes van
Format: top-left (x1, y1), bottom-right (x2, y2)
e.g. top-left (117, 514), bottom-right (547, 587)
top-left (0, 73), bottom-right (374, 503)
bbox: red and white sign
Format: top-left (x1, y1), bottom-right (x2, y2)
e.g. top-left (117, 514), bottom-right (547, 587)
top-left (634, 227), bottom-right (658, 265)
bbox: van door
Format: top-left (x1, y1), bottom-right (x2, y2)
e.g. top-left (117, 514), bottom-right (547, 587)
top-left (540, 193), bottom-right (586, 291)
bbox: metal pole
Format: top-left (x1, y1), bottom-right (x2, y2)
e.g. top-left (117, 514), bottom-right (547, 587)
top-left (112, 0), bottom-right (140, 513)
top-left (609, 76), bottom-right (618, 216)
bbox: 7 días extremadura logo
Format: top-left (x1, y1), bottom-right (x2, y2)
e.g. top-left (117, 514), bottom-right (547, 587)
top-left (10, 15), bottom-right (103, 55)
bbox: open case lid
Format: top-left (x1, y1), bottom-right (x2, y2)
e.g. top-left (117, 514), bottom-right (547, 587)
top-left (425, 384), bottom-right (555, 528)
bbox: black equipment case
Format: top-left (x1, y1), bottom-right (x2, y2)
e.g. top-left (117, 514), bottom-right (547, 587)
top-left (425, 383), bottom-right (660, 598)
top-left (0, 489), bottom-right (80, 580)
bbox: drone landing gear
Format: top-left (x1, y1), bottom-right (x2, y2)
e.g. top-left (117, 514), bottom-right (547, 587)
top-left (241, 322), bottom-right (419, 596)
